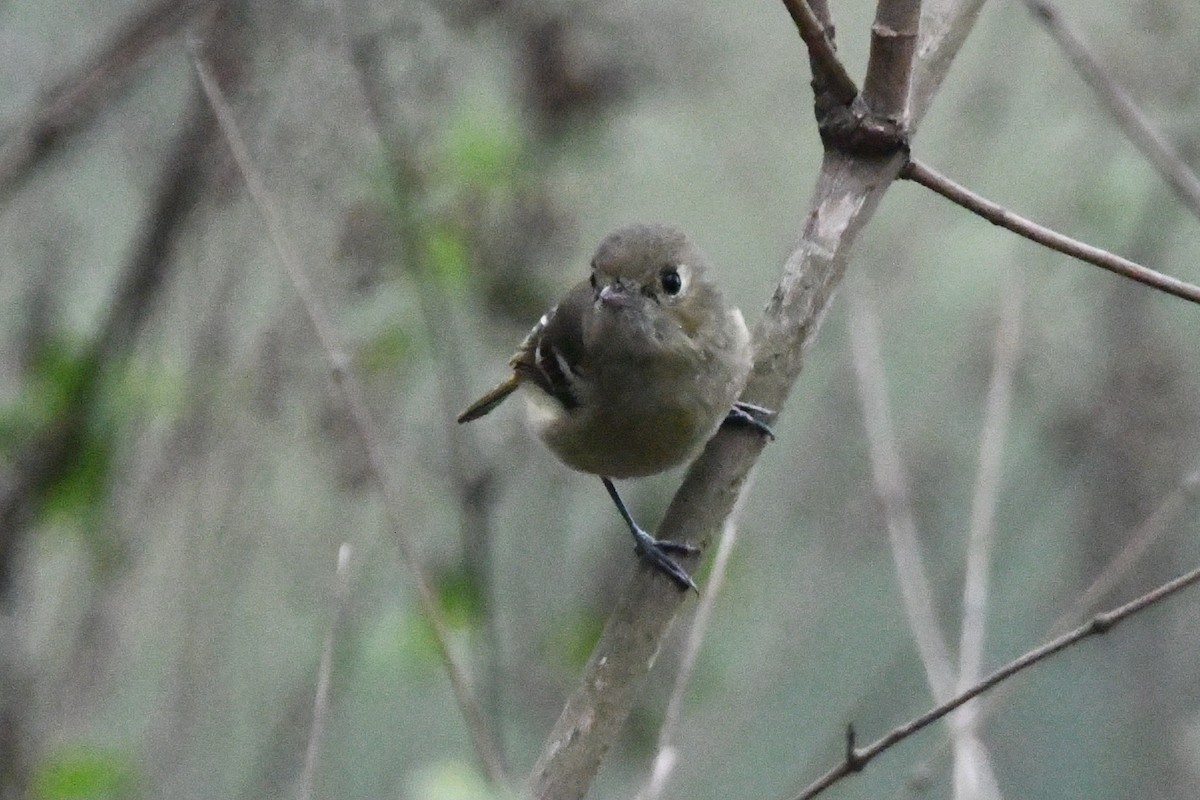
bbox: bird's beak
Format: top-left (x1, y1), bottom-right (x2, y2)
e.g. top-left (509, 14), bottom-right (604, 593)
top-left (598, 282), bottom-right (635, 308)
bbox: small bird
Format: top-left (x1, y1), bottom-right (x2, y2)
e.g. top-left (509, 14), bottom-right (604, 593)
top-left (458, 223), bottom-right (771, 590)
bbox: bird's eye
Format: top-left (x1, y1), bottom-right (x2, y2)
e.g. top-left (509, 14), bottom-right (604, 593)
top-left (660, 267), bottom-right (683, 296)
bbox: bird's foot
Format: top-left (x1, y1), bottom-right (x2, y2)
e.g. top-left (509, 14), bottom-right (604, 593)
top-left (631, 525), bottom-right (698, 593)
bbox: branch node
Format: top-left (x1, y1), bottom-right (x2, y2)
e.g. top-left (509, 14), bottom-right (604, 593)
top-left (844, 724), bottom-right (865, 772)
top-left (1089, 611), bottom-right (1116, 634)
top-left (818, 101), bottom-right (910, 160)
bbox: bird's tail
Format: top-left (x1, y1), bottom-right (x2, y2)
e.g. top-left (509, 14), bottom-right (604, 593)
top-left (456, 374), bottom-right (521, 423)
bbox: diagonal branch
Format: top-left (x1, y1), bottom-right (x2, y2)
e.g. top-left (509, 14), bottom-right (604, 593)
top-left (901, 158), bottom-right (1200, 305)
top-left (846, 278), bottom-right (956, 698)
top-left (0, 0), bottom-right (212, 199)
top-left (634, 505), bottom-right (746, 800)
top-left (297, 543), bottom-right (353, 800)
top-left (1021, 0), bottom-right (1200, 222)
top-left (190, 49), bottom-right (509, 786)
top-left (791, 560), bottom-right (1200, 800)
top-left (781, 0), bottom-right (859, 105)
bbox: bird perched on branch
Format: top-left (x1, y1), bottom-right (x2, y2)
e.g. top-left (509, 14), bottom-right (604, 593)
top-left (458, 222), bottom-right (772, 590)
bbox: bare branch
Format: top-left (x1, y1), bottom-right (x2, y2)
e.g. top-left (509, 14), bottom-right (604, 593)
top-left (1021, 0), bottom-right (1200, 222)
top-left (634, 503), bottom-right (746, 800)
top-left (848, 277), bottom-right (1006, 799)
top-left (909, 0), bottom-right (990, 125)
top-left (792, 560), bottom-right (1200, 800)
top-left (297, 544), bottom-right (352, 800)
top-left (780, 0), bottom-right (859, 105)
top-left (901, 158), bottom-right (1200, 305)
top-left (190, 49), bottom-right (509, 787)
top-left (957, 275), bottom-right (1020, 692)
top-left (0, 0), bottom-right (211, 199)
top-left (846, 278), bottom-right (956, 697)
top-left (951, 272), bottom-right (1021, 800)
top-left (862, 0), bottom-right (922, 121)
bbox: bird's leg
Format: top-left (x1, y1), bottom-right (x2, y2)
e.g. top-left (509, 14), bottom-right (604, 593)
top-left (601, 477), bottom-right (698, 592)
top-left (723, 400), bottom-right (776, 439)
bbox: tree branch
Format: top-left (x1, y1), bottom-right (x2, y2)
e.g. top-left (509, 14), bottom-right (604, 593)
top-left (634, 505), bottom-right (746, 800)
top-left (909, 0), bottom-right (989, 125)
top-left (780, 0), bottom-right (859, 105)
top-left (791, 560), bottom-right (1200, 800)
top-left (0, 0), bottom-right (212, 200)
top-left (846, 278), bottom-right (956, 698)
top-left (862, 0), bottom-right (922, 122)
top-left (297, 544), bottom-right (352, 800)
top-left (901, 158), bottom-right (1200, 305)
top-left (1021, 0), bottom-right (1200, 222)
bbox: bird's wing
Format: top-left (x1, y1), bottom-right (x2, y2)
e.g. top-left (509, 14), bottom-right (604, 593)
top-left (510, 280), bottom-right (591, 412)
top-left (456, 281), bottom-right (591, 423)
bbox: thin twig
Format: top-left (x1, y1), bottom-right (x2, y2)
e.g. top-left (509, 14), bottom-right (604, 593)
top-left (190, 49), bottom-right (509, 786)
top-left (325, 0), bottom-right (509, 765)
top-left (780, 0), bottom-right (859, 104)
top-left (1021, 0), bottom-right (1200, 222)
top-left (888, 466), bottom-right (1200, 798)
top-left (957, 274), bottom-right (1020, 690)
top-left (846, 277), bottom-right (955, 699)
top-left (792, 560), bottom-right (1200, 800)
top-left (297, 544), bottom-right (352, 800)
top-left (635, 504), bottom-right (746, 800)
top-left (951, 270), bottom-right (1021, 800)
top-left (901, 158), bottom-right (1200, 305)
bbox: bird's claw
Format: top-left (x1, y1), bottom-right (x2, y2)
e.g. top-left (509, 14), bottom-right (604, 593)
top-left (633, 528), bottom-right (698, 593)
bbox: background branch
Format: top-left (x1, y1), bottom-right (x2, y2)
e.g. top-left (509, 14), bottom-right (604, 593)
top-left (847, 276), bottom-right (1005, 799)
top-left (191, 50), bottom-right (508, 786)
top-left (846, 278), bottom-right (955, 696)
top-left (0, 0), bottom-right (211, 199)
top-left (297, 543), bottom-right (352, 800)
top-left (1021, 0), bottom-right (1200, 222)
top-left (792, 560), bottom-right (1200, 800)
top-left (634, 504), bottom-right (746, 800)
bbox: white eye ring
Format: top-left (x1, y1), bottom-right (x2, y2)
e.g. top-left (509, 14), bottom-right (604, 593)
top-left (660, 264), bottom-right (689, 297)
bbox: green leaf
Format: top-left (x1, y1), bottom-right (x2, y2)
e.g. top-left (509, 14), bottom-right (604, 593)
top-left (424, 224), bottom-right (471, 292)
top-left (441, 108), bottom-right (522, 193)
top-left (436, 566), bottom-right (485, 630)
top-left (31, 745), bottom-right (137, 800)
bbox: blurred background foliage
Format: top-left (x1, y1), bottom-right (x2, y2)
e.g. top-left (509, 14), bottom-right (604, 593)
top-left (1, 0), bottom-right (1199, 799)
